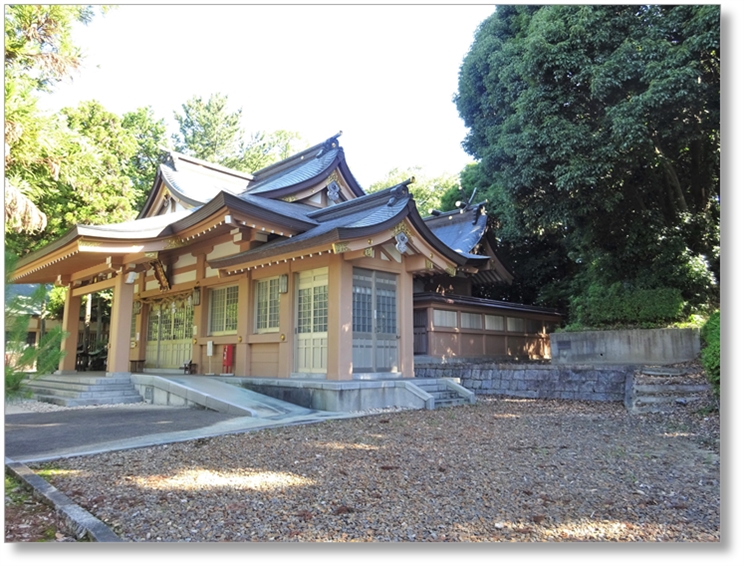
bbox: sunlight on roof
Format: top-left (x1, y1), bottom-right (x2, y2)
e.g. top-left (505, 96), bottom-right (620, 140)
top-left (663, 432), bottom-right (694, 438)
top-left (492, 414), bottom-right (520, 419)
top-left (133, 468), bottom-right (315, 492)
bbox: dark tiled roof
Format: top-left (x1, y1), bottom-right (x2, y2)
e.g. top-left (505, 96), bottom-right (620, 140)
top-left (242, 147), bottom-right (341, 196)
top-left (413, 292), bottom-right (563, 317)
top-left (424, 204), bottom-right (488, 255)
top-left (238, 194), bottom-right (318, 223)
top-left (209, 186), bottom-right (413, 268)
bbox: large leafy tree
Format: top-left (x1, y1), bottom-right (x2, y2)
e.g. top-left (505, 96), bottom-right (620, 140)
top-left (455, 5), bottom-right (720, 318)
top-left (4, 5), bottom-right (96, 238)
top-left (172, 92), bottom-right (306, 173)
top-left (121, 106), bottom-right (168, 209)
top-left (4, 6), bottom-right (168, 255)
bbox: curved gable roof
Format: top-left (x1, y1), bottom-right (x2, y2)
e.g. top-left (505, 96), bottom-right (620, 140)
top-left (424, 203), bottom-right (488, 255)
top-left (208, 182), bottom-right (490, 271)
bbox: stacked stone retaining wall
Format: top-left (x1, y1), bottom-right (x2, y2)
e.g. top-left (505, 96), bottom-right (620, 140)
top-left (414, 363), bottom-right (633, 402)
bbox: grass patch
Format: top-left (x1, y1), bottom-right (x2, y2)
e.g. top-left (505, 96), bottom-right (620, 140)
top-left (5, 473), bottom-right (31, 505)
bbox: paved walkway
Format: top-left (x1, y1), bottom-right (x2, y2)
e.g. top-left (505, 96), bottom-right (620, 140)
top-left (4, 376), bottom-right (352, 463)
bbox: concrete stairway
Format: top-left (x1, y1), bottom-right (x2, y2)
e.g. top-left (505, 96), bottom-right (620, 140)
top-left (626, 367), bottom-right (710, 414)
top-left (412, 378), bottom-right (474, 409)
top-left (23, 374), bottom-right (143, 407)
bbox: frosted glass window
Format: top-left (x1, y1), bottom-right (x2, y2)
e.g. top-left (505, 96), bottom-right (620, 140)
top-left (461, 312), bottom-right (482, 329)
top-left (507, 316), bottom-right (524, 332)
top-left (433, 309), bottom-right (457, 328)
top-left (485, 314), bottom-right (504, 331)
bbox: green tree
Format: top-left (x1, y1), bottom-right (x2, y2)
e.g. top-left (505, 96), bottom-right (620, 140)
top-left (122, 106), bottom-right (168, 209)
top-left (4, 4), bottom-right (94, 93)
top-left (241, 129), bottom-right (308, 173)
top-left (172, 93), bottom-right (244, 166)
top-left (172, 92), bottom-right (307, 173)
top-left (4, 5), bottom-right (98, 238)
top-left (6, 100), bottom-right (142, 255)
top-left (4, 252), bottom-right (67, 399)
top-left (3, 6), bottom-right (144, 256)
top-left (455, 5), bottom-right (720, 320)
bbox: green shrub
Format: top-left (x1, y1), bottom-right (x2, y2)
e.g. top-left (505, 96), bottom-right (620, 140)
top-left (570, 283), bottom-right (685, 327)
top-left (700, 311), bottom-right (720, 396)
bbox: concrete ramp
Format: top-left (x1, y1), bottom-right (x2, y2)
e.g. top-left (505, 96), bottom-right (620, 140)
top-left (130, 374), bottom-right (319, 419)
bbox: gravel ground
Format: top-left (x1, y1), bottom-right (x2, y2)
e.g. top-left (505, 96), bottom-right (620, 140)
top-left (26, 391), bottom-right (720, 543)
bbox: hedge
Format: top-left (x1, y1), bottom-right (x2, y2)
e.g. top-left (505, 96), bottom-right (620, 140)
top-left (700, 311), bottom-right (720, 397)
top-left (571, 283), bottom-right (685, 327)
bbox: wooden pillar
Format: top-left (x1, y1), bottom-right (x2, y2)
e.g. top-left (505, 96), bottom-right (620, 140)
top-left (327, 255), bottom-right (353, 380)
top-left (234, 274), bottom-right (251, 376)
top-left (106, 272), bottom-right (134, 377)
top-left (56, 287), bottom-right (81, 374)
top-left (398, 268), bottom-right (415, 378)
top-left (277, 267), bottom-right (293, 378)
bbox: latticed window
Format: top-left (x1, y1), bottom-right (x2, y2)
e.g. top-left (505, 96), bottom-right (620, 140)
top-left (297, 284), bottom-right (327, 333)
top-left (147, 306), bottom-right (160, 341)
top-left (255, 277), bottom-right (280, 332)
top-left (313, 285), bottom-right (328, 332)
top-left (376, 287), bottom-right (396, 334)
top-left (353, 284), bottom-right (372, 333)
top-left (173, 302), bottom-right (194, 340)
top-left (209, 285), bottom-right (239, 335)
top-left (131, 308), bottom-right (138, 339)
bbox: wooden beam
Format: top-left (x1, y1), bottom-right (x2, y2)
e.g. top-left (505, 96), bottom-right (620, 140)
top-left (342, 247), bottom-right (374, 261)
top-left (71, 275), bottom-right (118, 297)
top-left (70, 262), bottom-right (120, 285)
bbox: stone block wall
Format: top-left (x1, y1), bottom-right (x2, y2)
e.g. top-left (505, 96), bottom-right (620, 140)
top-left (414, 362), bottom-right (633, 402)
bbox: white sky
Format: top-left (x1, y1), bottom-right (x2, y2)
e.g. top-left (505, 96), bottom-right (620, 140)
top-left (38, 3), bottom-right (498, 188)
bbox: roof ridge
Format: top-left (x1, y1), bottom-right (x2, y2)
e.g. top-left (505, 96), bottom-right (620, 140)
top-left (424, 200), bottom-right (487, 220)
top-left (248, 132), bottom-right (343, 180)
top-left (167, 150), bottom-right (255, 181)
top-left (307, 179), bottom-right (414, 221)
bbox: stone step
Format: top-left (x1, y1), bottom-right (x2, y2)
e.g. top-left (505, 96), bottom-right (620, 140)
top-left (634, 394), bottom-right (707, 405)
top-left (412, 379), bottom-right (472, 408)
top-left (640, 368), bottom-right (686, 377)
top-left (626, 374), bottom-right (710, 414)
top-left (25, 374), bottom-right (143, 407)
top-left (434, 397), bottom-right (468, 408)
top-left (26, 380), bottom-right (139, 393)
top-left (634, 384), bottom-right (709, 394)
top-left (26, 385), bottom-right (141, 400)
top-left (33, 393), bottom-right (144, 408)
top-left (27, 375), bottom-right (134, 386)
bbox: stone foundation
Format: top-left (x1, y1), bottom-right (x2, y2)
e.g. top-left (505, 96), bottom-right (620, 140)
top-left (415, 362), bottom-right (633, 402)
